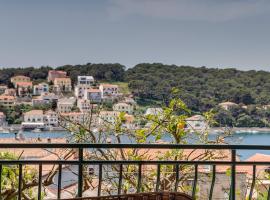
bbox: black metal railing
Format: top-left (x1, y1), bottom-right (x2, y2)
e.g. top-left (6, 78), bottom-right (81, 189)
top-left (1, 143), bottom-right (270, 199)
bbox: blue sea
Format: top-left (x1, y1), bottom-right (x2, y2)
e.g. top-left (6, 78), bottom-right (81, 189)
top-left (1, 130), bottom-right (270, 159)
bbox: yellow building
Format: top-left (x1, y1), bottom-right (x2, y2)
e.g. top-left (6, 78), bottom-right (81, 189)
top-left (53, 77), bottom-right (72, 92)
top-left (0, 95), bottom-right (15, 107)
top-left (10, 75), bottom-right (31, 87)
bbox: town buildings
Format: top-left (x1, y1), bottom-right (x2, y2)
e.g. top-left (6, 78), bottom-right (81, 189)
top-left (44, 110), bottom-right (59, 127)
top-left (77, 99), bottom-right (92, 112)
top-left (22, 110), bottom-right (45, 130)
top-left (33, 82), bottom-right (49, 95)
top-left (74, 84), bottom-right (92, 98)
top-left (53, 77), bottom-right (72, 92)
top-left (0, 95), bottom-right (15, 107)
top-left (47, 70), bottom-right (67, 82)
top-left (0, 112), bottom-right (7, 126)
top-left (16, 81), bottom-right (33, 97)
top-left (113, 102), bottom-right (134, 114)
top-left (77, 76), bottom-right (94, 85)
top-left (219, 101), bottom-right (238, 111)
top-left (10, 75), bottom-right (31, 87)
top-left (0, 85), bottom-right (7, 95)
top-left (84, 89), bottom-right (102, 103)
top-left (186, 115), bottom-right (209, 131)
top-left (99, 84), bottom-right (119, 98)
top-left (57, 98), bottom-right (76, 113)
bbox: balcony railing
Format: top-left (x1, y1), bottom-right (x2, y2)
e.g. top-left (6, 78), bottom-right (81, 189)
top-left (1, 143), bottom-right (270, 200)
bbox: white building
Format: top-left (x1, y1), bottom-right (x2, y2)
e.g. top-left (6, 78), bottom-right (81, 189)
top-left (16, 82), bottom-right (33, 97)
top-left (77, 99), bottom-right (91, 112)
top-left (57, 98), bottom-right (76, 113)
top-left (98, 111), bottom-right (120, 125)
top-left (44, 110), bottom-right (59, 127)
top-left (74, 84), bottom-right (92, 98)
top-left (23, 110), bottom-right (44, 123)
top-left (123, 97), bottom-right (136, 105)
top-left (33, 82), bottom-right (49, 96)
top-left (32, 92), bottom-right (58, 106)
top-left (99, 84), bottom-right (119, 98)
top-left (0, 112), bottom-right (7, 126)
top-left (22, 110), bottom-right (45, 129)
top-left (186, 115), bottom-right (208, 131)
top-left (84, 89), bottom-right (102, 103)
top-left (41, 92), bottom-right (58, 102)
top-left (53, 77), bottom-right (72, 93)
top-left (0, 85), bottom-right (7, 95)
top-left (77, 76), bottom-right (94, 85)
top-left (218, 102), bottom-right (238, 111)
top-left (144, 108), bottom-right (163, 116)
top-left (113, 102), bottom-right (134, 114)
top-left (59, 112), bottom-right (89, 127)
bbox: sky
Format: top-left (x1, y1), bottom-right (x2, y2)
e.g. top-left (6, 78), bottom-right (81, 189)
top-left (0, 0), bottom-right (270, 71)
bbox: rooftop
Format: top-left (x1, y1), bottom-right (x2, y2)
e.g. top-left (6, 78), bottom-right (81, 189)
top-left (87, 88), bottom-right (101, 93)
top-left (24, 110), bottom-right (44, 115)
top-left (219, 101), bottom-right (238, 106)
top-left (54, 77), bottom-right (71, 81)
top-left (100, 84), bottom-right (118, 88)
top-left (0, 95), bottom-right (15, 100)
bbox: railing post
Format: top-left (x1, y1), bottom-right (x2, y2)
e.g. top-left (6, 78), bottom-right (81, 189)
top-left (192, 164), bottom-right (198, 199)
top-left (209, 165), bottom-right (216, 200)
top-left (118, 164), bottom-right (123, 195)
top-left (98, 164), bottom-right (102, 196)
top-left (137, 164), bottom-right (142, 193)
top-left (38, 164), bottom-right (42, 200)
top-left (230, 149), bottom-right (236, 200)
top-left (18, 164), bottom-right (22, 200)
top-left (57, 164), bottom-right (62, 199)
top-left (156, 164), bottom-right (161, 192)
top-left (0, 164), bottom-right (2, 199)
top-left (174, 164), bottom-right (179, 192)
top-left (78, 148), bottom-right (83, 197)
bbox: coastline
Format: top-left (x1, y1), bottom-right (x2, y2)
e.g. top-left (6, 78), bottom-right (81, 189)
top-left (211, 127), bottom-right (270, 133)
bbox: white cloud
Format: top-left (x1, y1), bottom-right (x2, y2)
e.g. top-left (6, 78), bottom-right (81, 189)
top-left (107, 0), bottom-right (270, 22)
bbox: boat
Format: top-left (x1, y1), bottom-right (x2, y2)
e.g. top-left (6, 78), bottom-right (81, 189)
top-left (32, 128), bottom-right (42, 133)
top-left (0, 127), bottom-right (10, 134)
top-left (15, 130), bottom-right (25, 140)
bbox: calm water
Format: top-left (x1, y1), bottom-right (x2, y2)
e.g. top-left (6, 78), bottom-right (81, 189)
top-left (1, 130), bottom-right (270, 159)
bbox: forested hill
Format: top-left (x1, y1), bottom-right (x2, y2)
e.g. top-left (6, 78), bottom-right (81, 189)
top-left (1, 63), bottom-right (270, 112)
top-left (0, 63), bottom-right (125, 85)
top-left (125, 63), bottom-right (270, 111)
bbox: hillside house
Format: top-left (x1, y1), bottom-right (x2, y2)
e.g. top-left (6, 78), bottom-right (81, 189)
top-left (0, 95), bottom-right (15, 107)
top-left (10, 75), bottom-right (31, 87)
top-left (84, 89), bottom-right (102, 103)
top-left (0, 85), bottom-right (7, 95)
top-left (16, 82), bottom-right (33, 97)
top-left (57, 98), bottom-right (76, 113)
top-left (0, 112), bottom-right (7, 126)
top-left (74, 84), bottom-right (92, 98)
top-left (33, 82), bottom-right (49, 95)
top-left (53, 77), bottom-right (72, 92)
top-left (44, 110), bottom-right (59, 127)
top-left (77, 76), bottom-right (94, 85)
top-left (219, 102), bottom-right (238, 111)
top-left (113, 102), bottom-right (134, 114)
top-left (4, 88), bottom-right (16, 96)
top-left (186, 115), bottom-right (208, 131)
top-left (47, 70), bottom-right (67, 82)
top-left (99, 84), bottom-right (119, 98)
top-left (77, 99), bottom-right (92, 112)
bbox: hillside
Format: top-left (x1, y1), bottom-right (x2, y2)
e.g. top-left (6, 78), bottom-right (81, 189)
top-left (1, 63), bottom-right (270, 112)
top-left (125, 63), bottom-right (270, 111)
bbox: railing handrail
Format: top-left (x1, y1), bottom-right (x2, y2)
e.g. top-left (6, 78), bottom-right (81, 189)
top-left (1, 143), bottom-right (270, 150)
top-left (0, 143), bottom-right (269, 200)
